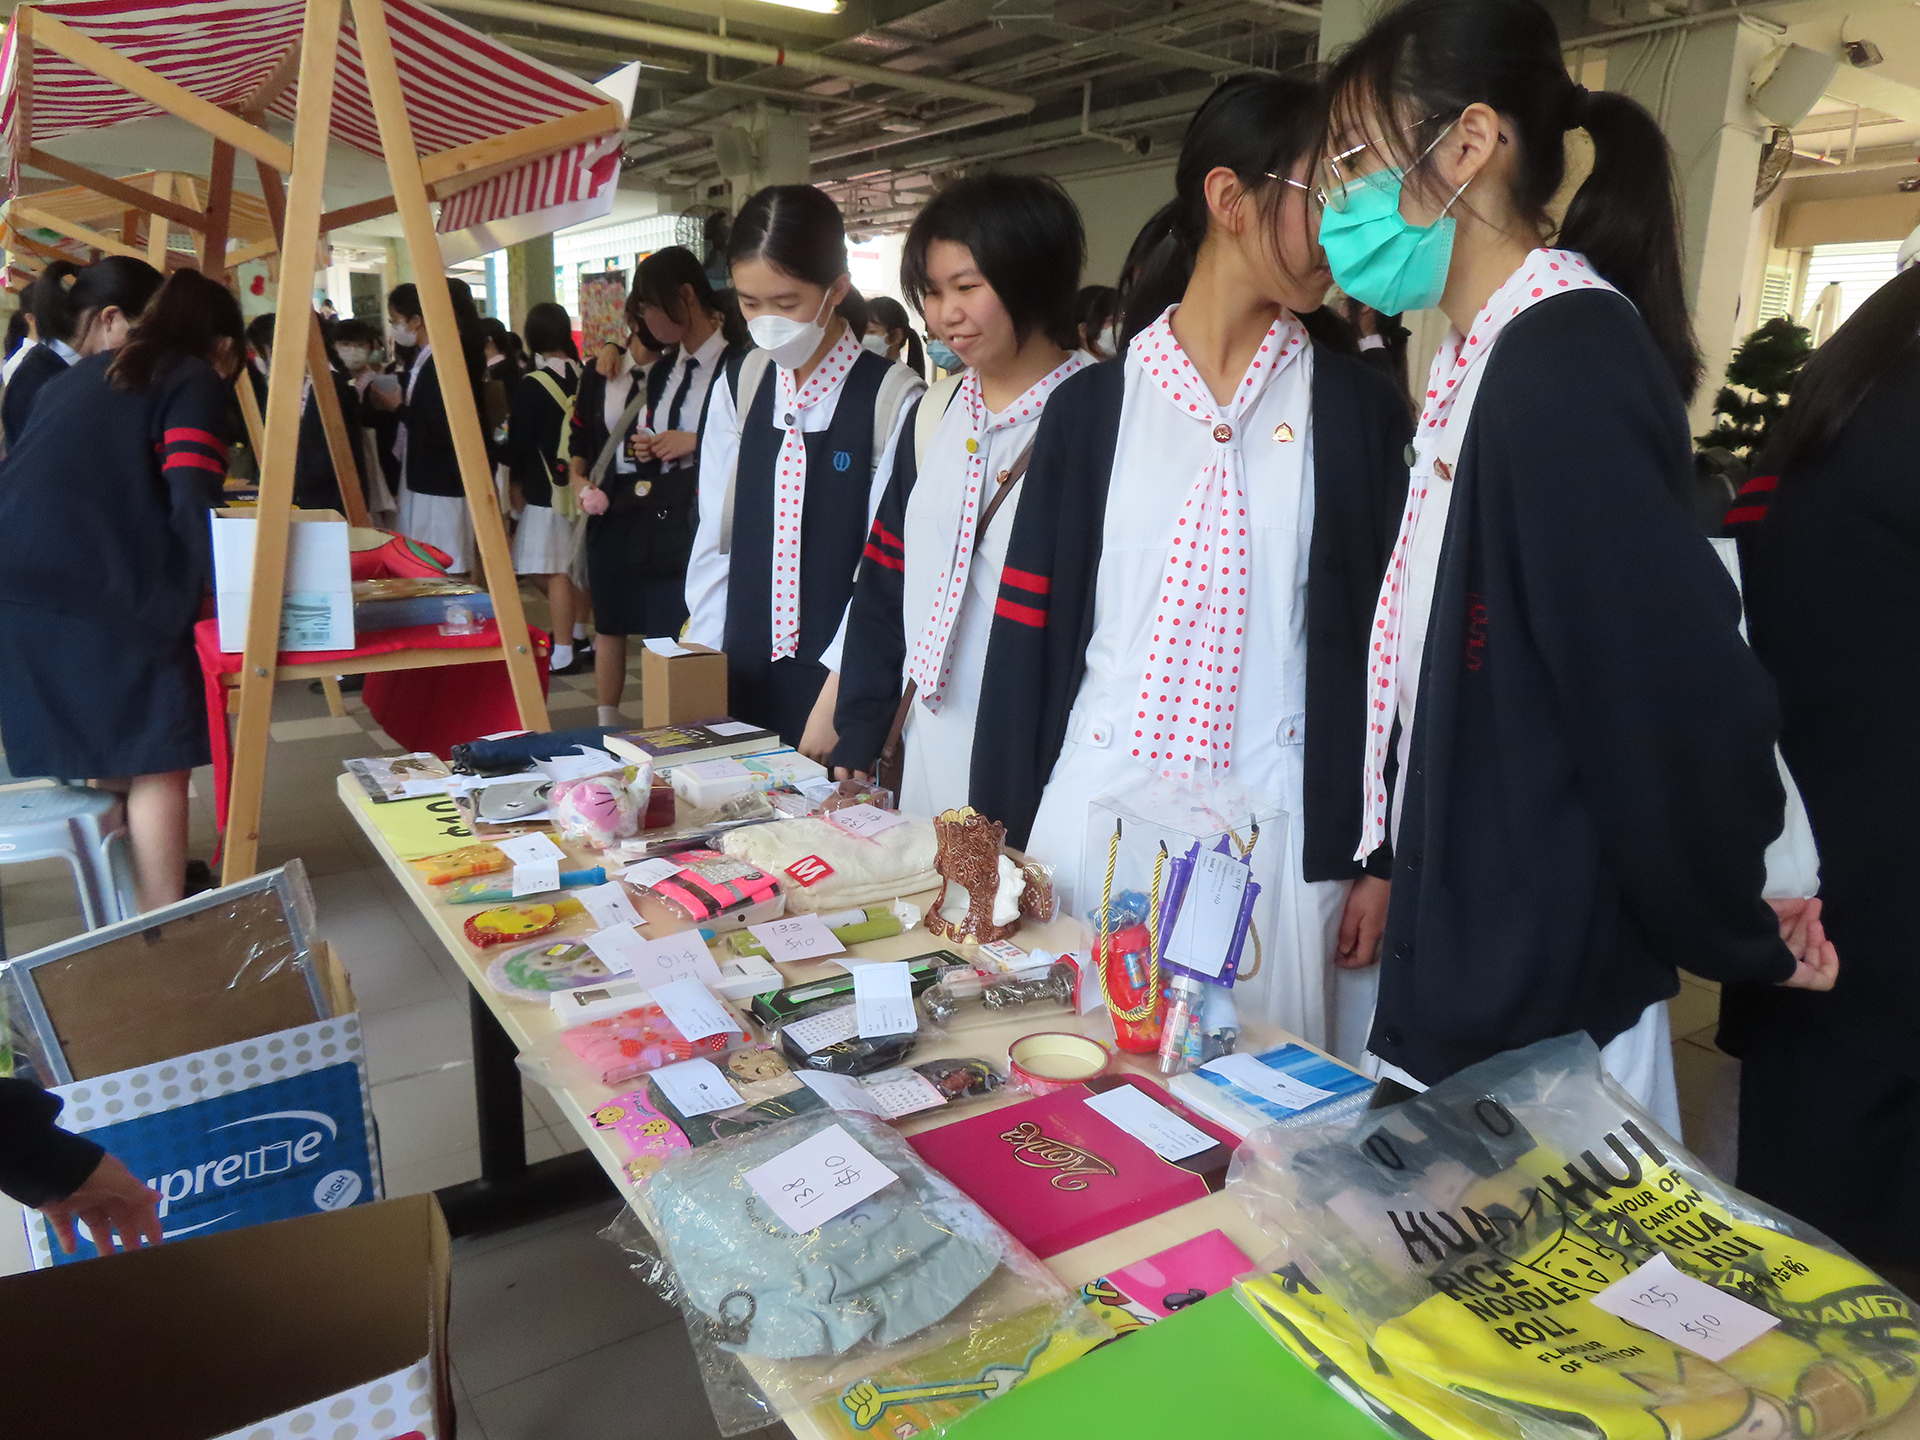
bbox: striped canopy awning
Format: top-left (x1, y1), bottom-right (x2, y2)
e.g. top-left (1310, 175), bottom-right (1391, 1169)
top-left (0, 0), bottom-right (626, 239)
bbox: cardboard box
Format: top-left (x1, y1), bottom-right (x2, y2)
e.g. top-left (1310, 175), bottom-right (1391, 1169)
top-left (641, 640), bottom-right (729, 727)
top-left (0, 1196), bottom-right (453, 1440)
top-left (213, 506), bottom-right (354, 652)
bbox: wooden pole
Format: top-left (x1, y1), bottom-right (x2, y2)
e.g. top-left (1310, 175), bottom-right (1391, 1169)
top-left (200, 142), bottom-right (235, 282)
top-left (235, 371), bottom-right (268, 460)
top-left (146, 173), bottom-right (171, 266)
top-left (222, 0), bottom-right (345, 884)
top-left (350, 0), bottom-right (549, 733)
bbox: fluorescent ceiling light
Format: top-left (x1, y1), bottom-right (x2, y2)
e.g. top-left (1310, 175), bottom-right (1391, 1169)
top-left (755, 0), bottom-right (846, 13)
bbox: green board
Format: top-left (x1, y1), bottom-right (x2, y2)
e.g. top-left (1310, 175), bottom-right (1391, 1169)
top-left (945, 1291), bottom-right (1398, 1439)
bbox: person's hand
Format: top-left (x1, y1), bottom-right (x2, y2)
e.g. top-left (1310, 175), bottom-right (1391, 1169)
top-left (1769, 897), bottom-right (1839, 990)
top-left (596, 343), bottom-right (624, 379)
top-left (800, 674), bottom-right (841, 766)
top-left (39, 1154), bottom-right (163, 1256)
top-left (579, 485), bottom-right (609, 516)
top-left (649, 430), bottom-right (698, 463)
top-left (832, 766), bottom-right (872, 782)
top-left (1334, 875), bottom-right (1391, 969)
top-left (628, 429), bottom-right (657, 462)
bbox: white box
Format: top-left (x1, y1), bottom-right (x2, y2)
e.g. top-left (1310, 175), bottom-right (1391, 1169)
top-left (213, 507), bottom-right (355, 653)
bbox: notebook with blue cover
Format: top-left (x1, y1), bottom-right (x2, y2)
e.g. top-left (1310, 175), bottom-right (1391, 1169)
top-left (1169, 1043), bottom-right (1373, 1135)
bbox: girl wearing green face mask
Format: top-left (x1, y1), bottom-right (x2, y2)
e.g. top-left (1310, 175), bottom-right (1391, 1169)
top-left (1323, 0), bottom-right (1837, 1122)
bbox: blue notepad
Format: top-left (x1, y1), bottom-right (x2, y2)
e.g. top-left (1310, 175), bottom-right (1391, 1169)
top-left (1171, 1043), bottom-right (1373, 1134)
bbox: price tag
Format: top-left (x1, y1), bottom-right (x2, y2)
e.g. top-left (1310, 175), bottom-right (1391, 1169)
top-left (581, 923), bottom-right (649, 975)
top-left (481, 729), bottom-right (532, 741)
top-left (651, 1058), bottom-right (742, 1117)
top-left (536, 747), bottom-right (622, 783)
top-left (682, 757), bottom-right (750, 783)
top-left (743, 1123), bottom-right (900, 1233)
top-left (576, 881), bottom-right (641, 930)
top-left (853, 961), bottom-right (917, 1039)
top-left (827, 804), bottom-right (908, 840)
top-left (648, 977), bottom-right (741, 1042)
top-left (1084, 1084), bottom-right (1216, 1161)
top-left (1200, 1053), bottom-right (1335, 1112)
top-left (977, 939), bottom-right (1028, 970)
top-left (782, 1004), bottom-right (860, 1054)
top-left (623, 857), bottom-right (685, 889)
top-left (1590, 1254), bottom-right (1779, 1362)
top-left (795, 1070), bottom-right (880, 1116)
top-left (632, 932), bottom-right (725, 989)
top-left (1164, 848), bottom-right (1249, 980)
top-left (707, 720), bottom-right (764, 737)
top-left (857, 1067), bottom-right (947, 1119)
top-left (495, 832), bottom-right (567, 867)
top-left (511, 861), bottom-right (561, 897)
top-left (644, 636), bottom-right (694, 657)
top-left (748, 913), bottom-right (846, 962)
top-left (398, 777), bottom-right (453, 798)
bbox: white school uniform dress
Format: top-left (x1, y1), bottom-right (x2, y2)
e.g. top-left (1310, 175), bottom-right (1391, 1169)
top-left (1024, 308), bottom-right (1355, 1049)
top-left (394, 344), bottom-right (476, 575)
top-left (1355, 249), bottom-right (1681, 1135)
top-left (897, 354), bottom-right (1088, 818)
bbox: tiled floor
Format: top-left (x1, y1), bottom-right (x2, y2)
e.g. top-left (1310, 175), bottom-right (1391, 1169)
top-left (0, 595), bottom-right (1744, 1439)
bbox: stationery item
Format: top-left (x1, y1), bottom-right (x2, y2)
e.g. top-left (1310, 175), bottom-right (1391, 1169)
top-left (494, 832), bottom-right (568, 867)
top-left (853, 963), bottom-right (916, 1039)
top-left (1173, 1043), bottom-right (1373, 1135)
top-left (671, 757), bottom-right (756, 808)
top-left (746, 913), bottom-right (846, 963)
top-left (1160, 840), bottom-right (1257, 985)
top-left (1006, 1032), bottom-right (1113, 1096)
top-left (907, 1076), bottom-right (1236, 1258)
top-left (589, 1087), bottom-right (691, 1182)
top-left (512, 861), bottom-right (562, 897)
top-left (750, 955), bottom-right (956, 1029)
top-left (557, 1002), bottom-right (742, 1086)
top-left (410, 843), bottom-right (509, 886)
top-left (601, 719), bottom-right (778, 766)
top-left (723, 901), bottom-right (917, 960)
top-left (440, 867), bottom-right (609, 905)
top-left (462, 897), bottom-right (585, 947)
top-left (485, 939), bottom-right (618, 1002)
top-left (345, 752), bottom-right (452, 803)
top-left (1088, 1231), bottom-right (1255, 1325)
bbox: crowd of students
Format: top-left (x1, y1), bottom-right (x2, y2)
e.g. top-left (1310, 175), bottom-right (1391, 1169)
top-left (0, 0), bottom-right (1907, 1285)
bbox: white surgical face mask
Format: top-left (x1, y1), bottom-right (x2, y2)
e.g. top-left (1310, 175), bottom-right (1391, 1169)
top-left (859, 332), bottom-right (891, 358)
top-left (337, 346), bottom-right (370, 370)
top-left (1098, 322), bottom-right (1120, 358)
top-left (747, 292), bottom-right (833, 369)
top-left (390, 322), bottom-right (418, 348)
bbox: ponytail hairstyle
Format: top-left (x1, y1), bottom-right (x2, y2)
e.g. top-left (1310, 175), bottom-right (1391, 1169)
top-left (522, 302), bottom-right (580, 363)
top-left (726, 184), bottom-right (848, 288)
top-left (634, 244), bottom-right (746, 347)
top-left (1772, 266), bottom-right (1920, 478)
top-left (867, 294), bottom-right (925, 376)
top-left (35, 256), bottom-right (164, 347)
top-left (1324, 0), bottom-right (1699, 399)
top-left (901, 171), bottom-right (1085, 351)
top-left (109, 269), bottom-right (245, 392)
top-left (1119, 74), bottom-right (1324, 346)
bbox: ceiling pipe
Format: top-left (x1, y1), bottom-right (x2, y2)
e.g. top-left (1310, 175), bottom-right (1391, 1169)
top-left (436, 0), bottom-right (1036, 111)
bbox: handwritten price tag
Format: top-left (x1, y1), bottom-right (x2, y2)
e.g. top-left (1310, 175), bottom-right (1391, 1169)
top-left (581, 923), bottom-right (649, 975)
top-left (782, 1004), bottom-right (860, 1054)
top-left (744, 1123), bottom-right (899, 1233)
top-left (623, 857), bottom-right (684, 889)
top-left (1084, 1084), bottom-right (1216, 1161)
top-left (632, 931), bottom-right (726, 990)
top-left (648, 977), bottom-right (741, 1042)
top-left (1200, 1052), bottom-right (1334, 1113)
top-left (511, 861), bottom-right (561, 897)
top-left (651, 1058), bottom-right (742, 1117)
top-left (827, 804), bottom-right (907, 841)
top-left (496, 832), bottom-right (567, 867)
top-left (748, 913), bottom-right (846, 962)
top-left (577, 881), bottom-right (641, 930)
top-left (853, 961), bottom-right (917, 1039)
top-left (1591, 1254), bottom-right (1779, 1361)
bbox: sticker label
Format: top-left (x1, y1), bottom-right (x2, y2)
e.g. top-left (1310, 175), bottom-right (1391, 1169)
top-left (784, 855), bottom-right (836, 888)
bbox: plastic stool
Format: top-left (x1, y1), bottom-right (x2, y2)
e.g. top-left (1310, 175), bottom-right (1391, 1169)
top-left (0, 783), bottom-right (139, 936)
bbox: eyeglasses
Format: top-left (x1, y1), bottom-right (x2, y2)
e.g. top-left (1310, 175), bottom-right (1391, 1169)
top-left (1317, 114), bottom-right (1452, 213)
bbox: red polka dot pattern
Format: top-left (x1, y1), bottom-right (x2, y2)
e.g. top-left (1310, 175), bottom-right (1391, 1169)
top-left (1355, 249), bottom-right (1616, 857)
top-left (768, 330), bottom-right (863, 660)
top-left (908, 354), bottom-right (1088, 708)
top-left (1134, 307), bottom-right (1306, 783)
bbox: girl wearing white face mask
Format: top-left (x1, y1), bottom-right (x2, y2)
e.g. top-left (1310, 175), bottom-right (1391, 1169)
top-left (385, 282), bottom-right (488, 574)
top-left (864, 296), bottom-right (927, 378)
top-left (686, 185), bottom-right (924, 759)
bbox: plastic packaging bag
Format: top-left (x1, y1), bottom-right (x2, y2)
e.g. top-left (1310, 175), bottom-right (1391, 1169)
top-left (517, 999), bottom-right (749, 1089)
top-left (1228, 1033), bottom-right (1920, 1440)
top-left (771, 990), bottom-right (945, 1077)
top-left (610, 1110), bottom-right (1112, 1436)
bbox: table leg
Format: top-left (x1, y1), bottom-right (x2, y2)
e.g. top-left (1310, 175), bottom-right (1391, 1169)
top-left (433, 988), bottom-right (612, 1238)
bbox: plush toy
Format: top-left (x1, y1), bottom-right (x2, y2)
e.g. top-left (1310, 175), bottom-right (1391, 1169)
top-left (549, 774), bottom-right (643, 850)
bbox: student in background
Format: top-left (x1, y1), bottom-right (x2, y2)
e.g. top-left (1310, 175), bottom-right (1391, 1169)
top-left (1319, 0), bottom-right (1833, 1120)
top-left (1336, 294), bottom-right (1414, 418)
top-left (509, 302), bottom-right (586, 674)
top-left (1073, 283), bottom-right (1120, 362)
top-left (833, 173), bottom-right (1089, 818)
top-left (3, 281), bottom-right (38, 382)
top-left (332, 318), bottom-right (398, 526)
top-left (241, 311), bottom-right (370, 515)
top-left (865, 295), bottom-right (926, 377)
top-left (686, 185), bottom-right (924, 756)
top-left (571, 297), bottom-right (673, 725)
top-left (984, 77), bottom-right (1410, 1049)
top-left (1723, 267), bottom-right (1920, 1291)
top-left (381, 281), bottom-right (488, 574)
top-left (4, 257), bottom-right (164, 446)
top-left (0, 271), bottom-right (246, 911)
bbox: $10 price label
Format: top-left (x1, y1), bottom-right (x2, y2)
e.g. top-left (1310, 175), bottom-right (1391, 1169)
top-left (744, 1123), bottom-right (899, 1233)
top-left (1591, 1253), bottom-right (1779, 1362)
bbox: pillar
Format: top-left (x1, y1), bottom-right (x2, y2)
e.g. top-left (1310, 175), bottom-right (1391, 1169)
top-left (506, 234), bottom-right (555, 332)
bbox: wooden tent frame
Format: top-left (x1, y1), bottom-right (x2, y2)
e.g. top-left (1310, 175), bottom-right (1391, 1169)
top-left (6, 0), bottom-right (625, 882)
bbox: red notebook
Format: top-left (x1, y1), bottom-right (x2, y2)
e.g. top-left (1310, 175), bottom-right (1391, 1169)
top-left (908, 1075), bottom-right (1238, 1258)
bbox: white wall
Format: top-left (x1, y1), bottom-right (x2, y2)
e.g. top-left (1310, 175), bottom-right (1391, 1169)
top-left (1055, 160), bottom-right (1177, 290)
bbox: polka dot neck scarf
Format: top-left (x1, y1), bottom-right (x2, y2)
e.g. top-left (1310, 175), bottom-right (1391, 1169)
top-left (1355, 248), bottom-right (1617, 858)
top-left (768, 327), bottom-right (862, 661)
top-left (907, 352), bottom-right (1088, 710)
top-left (1132, 305), bottom-right (1308, 783)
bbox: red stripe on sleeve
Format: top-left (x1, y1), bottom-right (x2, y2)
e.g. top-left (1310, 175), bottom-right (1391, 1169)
top-left (872, 520), bottom-right (904, 552)
top-left (863, 542), bottom-right (905, 573)
top-left (1723, 504), bottom-right (1768, 526)
top-left (165, 452), bottom-right (227, 475)
top-left (1737, 473), bottom-right (1779, 497)
top-left (1000, 565), bottom-right (1051, 595)
top-left (164, 427), bottom-right (226, 450)
top-left (994, 596), bottom-right (1048, 627)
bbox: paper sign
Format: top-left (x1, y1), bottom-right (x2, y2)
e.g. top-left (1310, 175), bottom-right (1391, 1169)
top-left (1165, 849), bottom-right (1249, 980)
top-left (1201, 1052), bottom-right (1335, 1112)
top-left (398, 777), bottom-right (453, 798)
top-left (708, 720), bottom-right (764, 737)
top-left (857, 1067), bottom-right (947, 1119)
top-left (1085, 1085), bottom-right (1216, 1161)
top-left (651, 1059), bottom-right (742, 1117)
top-left (581, 923), bottom-right (649, 975)
top-left (853, 962), bottom-right (917, 1039)
top-left (681, 757), bottom-right (750, 782)
top-left (631, 931), bottom-right (726, 990)
top-left (644, 636), bottom-right (694, 657)
top-left (744, 1123), bottom-right (899, 1233)
top-left (624, 857), bottom-right (685, 889)
top-left (649, 977), bottom-right (741, 1042)
top-left (537, 747), bottom-right (622, 784)
top-left (795, 1070), bottom-right (880, 1116)
top-left (828, 803), bottom-right (908, 840)
top-left (511, 861), bottom-right (561, 897)
top-left (783, 1004), bottom-right (860, 1054)
top-left (1071, 951), bottom-right (1106, 1014)
top-left (577, 881), bottom-right (641, 930)
top-left (748, 913), bottom-right (847, 962)
top-left (1591, 1254), bottom-right (1780, 1362)
top-left (496, 832), bottom-right (567, 867)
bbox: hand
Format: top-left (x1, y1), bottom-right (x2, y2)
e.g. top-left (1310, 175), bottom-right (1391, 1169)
top-left (579, 485), bottom-right (609, 516)
top-left (628, 429), bottom-right (656, 462)
top-left (1769, 897), bottom-right (1839, 991)
top-left (596, 343), bottom-right (624, 379)
top-left (649, 430), bottom-right (698, 463)
top-left (1335, 875), bottom-right (1391, 969)
top-left (39, 1154), bottom-right (163, 1256)
top-left (799, 673), bottom-right (842, 766)
top-left (832, 766), bottom-right (872, 783)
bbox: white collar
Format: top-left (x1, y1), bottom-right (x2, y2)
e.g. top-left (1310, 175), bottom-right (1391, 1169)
top-left (48, 337), bottom-right (81, 364)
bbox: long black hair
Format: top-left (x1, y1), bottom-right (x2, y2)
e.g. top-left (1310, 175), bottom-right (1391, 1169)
top-left (109, 269), bottom-right (244, 392)
top-left (726, 185), bottom-right (847, 288)
top-left (634, 244), bottom-right (747, 347)
top-left (901, 172), bottom-right (1085, 351)
top-left (867, 294), bottom-right (925, 376)
top-left (36, 256), bottom-right (165, 347)
top-left (1773, 266), bottom-right (1920, 477)
top-left (1324, 0), bottom-right (1699, 399)
top-left (1121, 75), bottom-right (1324, 345)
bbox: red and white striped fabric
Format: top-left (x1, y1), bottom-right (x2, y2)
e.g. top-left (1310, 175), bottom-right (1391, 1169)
top-left (0, 0), bottom-right (622, 234)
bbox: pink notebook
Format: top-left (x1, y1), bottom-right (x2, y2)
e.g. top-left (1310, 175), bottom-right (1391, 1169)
top-left (908, 1075), bottom-right (1238, 1258)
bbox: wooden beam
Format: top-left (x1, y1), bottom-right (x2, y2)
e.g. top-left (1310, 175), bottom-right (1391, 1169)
top-left (224, 235), bottom-right (279, 268)
top-left (223, 0), bottom-right (346, 885)
top-left (29, 12), bottom-right (295, 173)
top-left (418, 103), bottom-right (624, 195)
top-left (21, 149), bottom-right (208, 230)
top-left (13, 12), bottom-right (35, 169)
top-left (318, 195), bottom-right (398, 232)
top-left (351, 0), bottom-right (550, 737)
top-left (199, 142), bottom-right (236, 281)
top-left (235, 370), bottom-right (268, 461)
top-left (238, 40), bottom-right (304, 117)
top-left (8, 203), bottom-right (149, 261)
top-left (147, 172), bottom-right (172, 266)
top-left (120, 207), bottom-right (140, 247)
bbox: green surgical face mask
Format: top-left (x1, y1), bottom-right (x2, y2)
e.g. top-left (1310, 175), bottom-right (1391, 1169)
top-left (1317, 167), bottom-right (1458, 316)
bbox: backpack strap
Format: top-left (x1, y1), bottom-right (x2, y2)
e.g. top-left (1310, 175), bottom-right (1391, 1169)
top-left (527, 368), bottom-right (575, 465)
top-left (589, 380), bottom-right (651, 487)
top-left (913, 372), bottom-right (964, 469)
top-left (870, 362), bottom-right (926, 479)
top-left (718, 349), bottom-right (774, 558)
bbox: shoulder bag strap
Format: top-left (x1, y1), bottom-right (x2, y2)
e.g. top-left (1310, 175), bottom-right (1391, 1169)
top-left (718, 350), bottom-right (773, 557)
top-left (588, 377), bottom-right (650, 487)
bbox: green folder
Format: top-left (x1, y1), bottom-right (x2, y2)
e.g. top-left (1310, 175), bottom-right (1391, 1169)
top-left (945, 1291), bottom-right (1399, 1439)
